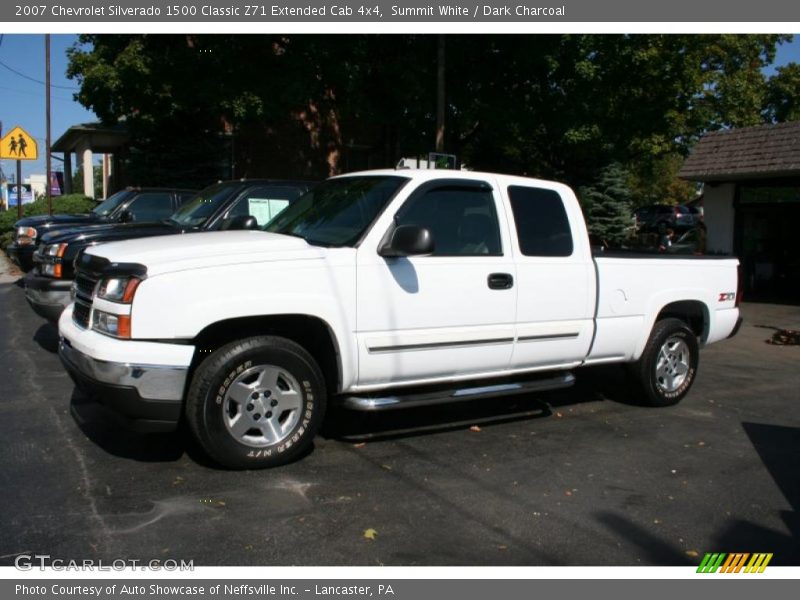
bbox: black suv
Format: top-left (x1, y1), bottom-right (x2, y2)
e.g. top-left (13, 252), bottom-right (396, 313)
top-left (8, 187), bottom-right (196, 271)
top-left (25, 179), bottom-right (314, 322)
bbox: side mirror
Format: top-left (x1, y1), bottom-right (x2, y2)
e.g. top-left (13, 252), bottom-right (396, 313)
top-left (379, 224), bottom-right (434, 258)
top-left (119, 209), bottom-right (134, 223)
top-left (222, 215), bottom-right (259, 231)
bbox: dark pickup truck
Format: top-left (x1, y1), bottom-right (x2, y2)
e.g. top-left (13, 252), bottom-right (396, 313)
top-left (25, 179), bottom-right (314, 322)
top-left (8, 187), bottom-right (196, 271)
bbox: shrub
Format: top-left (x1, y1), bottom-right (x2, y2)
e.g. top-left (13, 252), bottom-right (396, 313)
top-left (0, 194), bottom-right (95, 235)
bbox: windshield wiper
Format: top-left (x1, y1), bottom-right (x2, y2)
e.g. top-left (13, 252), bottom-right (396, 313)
top-left (304, 238), bottom-right (335, 248)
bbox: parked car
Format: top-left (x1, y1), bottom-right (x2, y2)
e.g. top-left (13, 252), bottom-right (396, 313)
top-left (7, 187), bottom-right (196, 271)
top-left (25, 179), bottom-right (314, 322)
top-left (666, 228), bottom-right (702, 255)
top-left (58, 170), bottom-right (742, 469)
top-left (635, 204), bottom-right (696, 232)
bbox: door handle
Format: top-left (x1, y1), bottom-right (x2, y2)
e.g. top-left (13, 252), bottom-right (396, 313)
top-left (487, 273), bottom-right (514, 290)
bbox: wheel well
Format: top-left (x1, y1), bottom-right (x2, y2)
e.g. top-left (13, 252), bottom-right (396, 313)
top-left (191, 315), bottom-right (341, 395)
top-left (656, 301), bottom-right (708, 341)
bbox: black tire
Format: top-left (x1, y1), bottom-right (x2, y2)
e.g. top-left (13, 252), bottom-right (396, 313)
top-left (186, 336), bottom-right (326, 469)
top-left (628, 318), bottom-right (699, 407)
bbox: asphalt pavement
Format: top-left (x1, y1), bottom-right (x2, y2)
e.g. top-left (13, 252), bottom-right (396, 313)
top-left (1, 255), bottom-right (798, 566)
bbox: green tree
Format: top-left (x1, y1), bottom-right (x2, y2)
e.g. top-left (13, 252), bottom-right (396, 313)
top-left (765, 63), bottom-right (800, 122)
top-left (65, 34), bottom-right (793, 190)
top-left (70, 163), bottom-right (103, 198)
top-left (581, 163), bottom-right (634, 247)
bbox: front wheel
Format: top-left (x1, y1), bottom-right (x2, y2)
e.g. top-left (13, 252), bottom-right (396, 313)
top-left (186, 336), bottom-right (326, 469)
top-left (629, 318), bottom-right (699, 406)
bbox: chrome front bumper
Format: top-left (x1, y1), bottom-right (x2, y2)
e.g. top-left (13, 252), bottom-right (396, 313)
top-left (59, 337), bottom-right (188, 402)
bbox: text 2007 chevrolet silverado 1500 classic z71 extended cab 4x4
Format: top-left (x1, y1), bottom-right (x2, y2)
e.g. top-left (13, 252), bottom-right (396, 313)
top-left (58, 170), bottom-right (742, 469)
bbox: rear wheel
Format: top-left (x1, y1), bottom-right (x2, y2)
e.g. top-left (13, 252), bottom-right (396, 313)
top-left (186, 336), bottom-right (326, 469)
top-left (629, 318), bottom-right (698, 406)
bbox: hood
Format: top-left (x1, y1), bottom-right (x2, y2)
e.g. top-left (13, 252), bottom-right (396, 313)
top-left (39, 221), bottom-right (175, 245)
top-left (16, 212), bottom-right (102, 230)
top-left (86, 230), bottom-right (324, 276)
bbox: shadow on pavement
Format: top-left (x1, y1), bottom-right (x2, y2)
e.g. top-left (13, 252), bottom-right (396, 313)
top-left (710, 422), bottom-right (800, 565)
top-left (324, 365), bottom-right (639, 442)
top-left (68, 390), bottom-right (219, 467)
top-left (594, 511), bottom-right (695, 565)
top-left (33, 322), bottom-right (59, 353)
top-left (593, 423), bottom-right (800, 566)
top-left (67, 364), bottom-right (645, 466)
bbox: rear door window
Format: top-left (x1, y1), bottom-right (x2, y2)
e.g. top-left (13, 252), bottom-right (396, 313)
top-left (177, 192), bottom-right (197, 206)
top-left (507, 186), bottom-right (573, 257)
top-left (126, 192), bottom-right (174, 222)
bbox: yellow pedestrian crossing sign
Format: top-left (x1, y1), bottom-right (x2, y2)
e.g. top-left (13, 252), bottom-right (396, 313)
top-left (0, 126), bottom-right (38, 160)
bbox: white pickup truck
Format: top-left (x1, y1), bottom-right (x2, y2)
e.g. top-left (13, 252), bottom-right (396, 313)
top-left (58, 170), bottom-right (742, 469)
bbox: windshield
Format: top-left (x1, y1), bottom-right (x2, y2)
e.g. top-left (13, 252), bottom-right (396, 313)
top-left (264, 176), bottom-right (408, 246)
top-left (168, 182), bottom-right (238, 228)
top-left (91, 190), bottom-right (131, 217)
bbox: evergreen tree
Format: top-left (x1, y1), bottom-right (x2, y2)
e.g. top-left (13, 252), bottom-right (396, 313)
top-left (581, 163), bottom-right (634, 247)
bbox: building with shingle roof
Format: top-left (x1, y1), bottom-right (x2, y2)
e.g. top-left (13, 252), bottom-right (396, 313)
top-left (679, 121), bottom-right (800, 182)
top-left (680, 121), bottom-right (800, 301)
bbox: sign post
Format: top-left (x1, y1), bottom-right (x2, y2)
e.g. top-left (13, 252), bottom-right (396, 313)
top-left (0, 125), bottom-right (39, 218)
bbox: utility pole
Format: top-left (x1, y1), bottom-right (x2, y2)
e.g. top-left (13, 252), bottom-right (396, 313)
top-left (16, 159), bottom-right (22, 219)
top-left (435, 35), bottom-right (445, 153)
top-left (45, 34), bottom-right (52, 215)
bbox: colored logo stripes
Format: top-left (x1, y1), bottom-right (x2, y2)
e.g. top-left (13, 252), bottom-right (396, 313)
top-left (697, 553), bottom-right (773, 573)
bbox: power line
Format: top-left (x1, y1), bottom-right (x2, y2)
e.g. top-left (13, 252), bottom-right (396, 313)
top-left (0, 84), bottom-right (76, 103)
top-left (0, 58), bottom-right (79, 91)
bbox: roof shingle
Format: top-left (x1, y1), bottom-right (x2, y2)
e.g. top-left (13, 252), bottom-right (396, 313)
top-left (679, 120), bottom-right (800, 182)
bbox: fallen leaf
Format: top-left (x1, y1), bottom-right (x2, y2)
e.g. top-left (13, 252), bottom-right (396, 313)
top-left (685, 550), bottom-right (699, 558)
top-left (556, 412), bottom-right (563, 418)
top-left (354, 442), bottom-right (366, 448)
top-left (363, 528), bottom-right (378, 541)
top-left (496, 545), bottom-right (508, 550)
top-left (469, 425), bottom-right (481, 432)
top-left (565, 490), bottom-right (573, 496)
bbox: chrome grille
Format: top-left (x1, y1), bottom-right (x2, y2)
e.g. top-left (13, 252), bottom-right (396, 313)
top-left (72, 267), bottom-right (99, 330)
top-left (73, 299), bottom-right (91, 329)
top-left (74, 273), bottom-right (98, 302)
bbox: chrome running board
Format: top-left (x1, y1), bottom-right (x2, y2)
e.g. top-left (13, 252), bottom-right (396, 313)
top-left (340, 372), bottom-right (575, 411)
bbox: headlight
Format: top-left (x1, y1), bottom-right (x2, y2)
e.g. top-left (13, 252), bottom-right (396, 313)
top-left (92, 310), bottom-right (131, 339)
top-left (96, 276), bottom-right (141, 304)
top-left (40, 243), bottom-right (68, 278)
top-left (45, 243), bottom-right (68, 257)
top-left (16, 226), bottom-right (37, 245)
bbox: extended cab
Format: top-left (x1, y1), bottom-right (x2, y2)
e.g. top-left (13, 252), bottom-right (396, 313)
top-left (58, 170), bottom-right (742, 469)
top-left (25, 179), bottom-right (313, 322)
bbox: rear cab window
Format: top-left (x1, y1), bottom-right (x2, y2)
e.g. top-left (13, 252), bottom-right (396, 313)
top-left (507, 185), bottom-right (574, 257)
